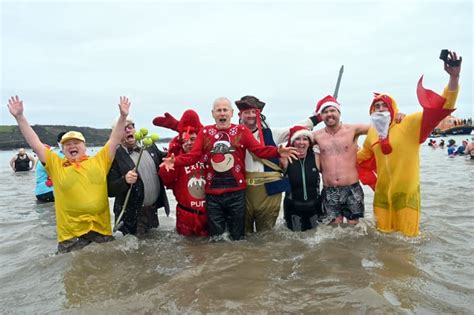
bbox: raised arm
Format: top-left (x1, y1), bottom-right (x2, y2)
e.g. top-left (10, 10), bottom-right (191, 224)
top-left (446, 51), bottom-right (461, 92)
top-left (108, 96), bottom-right (130, 159)
top-left (7, 96), bottom-right (47, 163)
top-left (418, 51), bottom-right (461, 142)
top-left (273, 115), bottom-right (321, 145)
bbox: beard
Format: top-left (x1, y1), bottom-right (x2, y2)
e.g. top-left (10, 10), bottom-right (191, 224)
top-left (370, 112), bottom-right (391, 139)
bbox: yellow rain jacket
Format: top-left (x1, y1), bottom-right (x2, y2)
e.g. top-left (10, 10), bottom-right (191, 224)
top-left (357, 78), bottom-right (459, 236)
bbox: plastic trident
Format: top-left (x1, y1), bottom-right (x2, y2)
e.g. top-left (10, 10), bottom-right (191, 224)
top-left (113, 127), bottom-right (160, 232)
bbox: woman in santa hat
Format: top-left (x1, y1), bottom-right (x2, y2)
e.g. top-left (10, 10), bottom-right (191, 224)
top-left (280, 126), bottom-right (325, 231)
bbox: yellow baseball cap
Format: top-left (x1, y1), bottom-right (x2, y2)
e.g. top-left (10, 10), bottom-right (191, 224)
top-left (60, 131), bottom-right (86, 144)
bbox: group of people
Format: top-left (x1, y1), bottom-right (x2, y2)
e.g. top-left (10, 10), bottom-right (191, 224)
top-left (428, 137), bottom-right (474, 159)
top-left (7, 50), bottom-right (462, 253)
top-left (446, 138), bottom-right (473, 158)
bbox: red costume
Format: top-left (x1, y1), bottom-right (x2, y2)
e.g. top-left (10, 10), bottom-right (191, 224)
top-left (155, 110), bottom-right (208, 236)
top-left (174, 124), bottom-right (280, 195)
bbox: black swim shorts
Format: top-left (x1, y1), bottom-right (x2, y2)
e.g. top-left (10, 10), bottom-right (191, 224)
top-left (321, 182), bottom-right (365, 221)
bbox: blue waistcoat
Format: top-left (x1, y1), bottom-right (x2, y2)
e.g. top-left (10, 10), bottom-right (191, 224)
top-left (261, 128), bottom-right (290, 195)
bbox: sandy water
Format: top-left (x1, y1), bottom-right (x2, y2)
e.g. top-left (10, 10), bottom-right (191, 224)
top-left (0, 136), bottom-right (473, 314)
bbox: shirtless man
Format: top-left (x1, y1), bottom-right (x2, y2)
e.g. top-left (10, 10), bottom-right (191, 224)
top-left (313, 95), bottom-right (369, 225)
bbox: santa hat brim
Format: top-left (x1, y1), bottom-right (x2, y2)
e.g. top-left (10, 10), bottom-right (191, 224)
top-left (317, 102), bottom-right (340, 114)
top-left (290, 129), bottom-right (313, 145)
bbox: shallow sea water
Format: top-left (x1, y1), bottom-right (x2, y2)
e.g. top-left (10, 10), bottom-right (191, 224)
top-left (0, 136), bottom-right (473, 314)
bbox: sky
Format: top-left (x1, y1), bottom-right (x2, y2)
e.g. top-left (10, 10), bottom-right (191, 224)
top-left (1, 0), bottom-right (472, 138)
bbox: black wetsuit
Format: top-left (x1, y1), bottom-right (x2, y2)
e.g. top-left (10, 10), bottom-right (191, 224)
top-left (14, 155), bottom-right (31, 172)
top-left (284, 150), bottom-right (324, 231)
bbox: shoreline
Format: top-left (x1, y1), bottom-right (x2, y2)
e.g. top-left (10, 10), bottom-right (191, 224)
top-left (0, 124), bottom-right (172, 150)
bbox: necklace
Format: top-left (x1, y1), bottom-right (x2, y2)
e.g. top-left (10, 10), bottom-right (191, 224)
top-left (325, 124), bottom-right (342, 136)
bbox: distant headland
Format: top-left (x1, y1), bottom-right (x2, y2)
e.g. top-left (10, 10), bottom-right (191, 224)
top-left (0, 125), bottom-right (172, 150)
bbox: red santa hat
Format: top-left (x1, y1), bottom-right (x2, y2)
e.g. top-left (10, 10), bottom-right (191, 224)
top-left (315, 95), bottom-right (341, 115)
top-left (287, 125), bottom-right (313, 147)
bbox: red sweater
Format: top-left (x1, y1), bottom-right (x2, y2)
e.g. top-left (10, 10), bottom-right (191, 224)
top-left (174, 124), bottom-right (280, 195)
top-left (160, 160), bottom-right (206, 212)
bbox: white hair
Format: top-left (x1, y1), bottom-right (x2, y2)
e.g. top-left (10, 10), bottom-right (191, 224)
top-left (111, 115), bottom-right (134, 129)
top-left (212, 97), bottom-right (232, 111)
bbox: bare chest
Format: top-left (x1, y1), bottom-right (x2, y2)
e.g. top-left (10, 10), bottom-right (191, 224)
top-left (315, 130), bottom-right (356, 156)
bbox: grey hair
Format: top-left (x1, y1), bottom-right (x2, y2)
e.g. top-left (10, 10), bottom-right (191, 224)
top-left (111, 115), bottom-right (134, 129)
top-left (212, 97), bottom-right (232, 111)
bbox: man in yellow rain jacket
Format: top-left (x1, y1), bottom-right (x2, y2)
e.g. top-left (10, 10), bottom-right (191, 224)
top-left (357, 50), bottom-right (462, 237)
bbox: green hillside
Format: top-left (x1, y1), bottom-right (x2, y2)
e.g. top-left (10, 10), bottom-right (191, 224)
top-left (0, 125), bottom-right (111, 150)
top-left (0, 125), bottom-right (173, 150)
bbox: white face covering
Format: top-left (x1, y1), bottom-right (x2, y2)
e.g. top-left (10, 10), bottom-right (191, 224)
top-left (370, 111), bottom-right (391, 139)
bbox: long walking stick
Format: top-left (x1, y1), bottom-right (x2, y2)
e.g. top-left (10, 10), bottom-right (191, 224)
top-left (113, 128), bottom-right (159, 232)
top-left (113, 148), bottom-right (145, 232)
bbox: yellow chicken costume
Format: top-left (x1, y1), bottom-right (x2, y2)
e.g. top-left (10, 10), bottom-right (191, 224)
top-left (357, 77), bottom-right (459, 236)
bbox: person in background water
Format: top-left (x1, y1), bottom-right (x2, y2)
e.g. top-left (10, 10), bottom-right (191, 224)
top-left (7, 95), bottom-right (130, 253)
top-left (455, 139), bottom-right (468, 155)
top-left (35, 131), bottom-right (66, 202)
top-left (160, 97), bottom-right (298, 241)
top-left (447, 139), bottom-right (458, 156)
top-left (235, 95), bottom-right (321, 234)
top-left (280, 126), bottom-right (325, 232)
top-left (10, 148), bottom-right (36, 172)
top-left (427, 139), bottom-right (438, 148)
top-left (357, 50), bottom-right (461, 237)
top-left (155, 110), bottom-right (208, 237)
top-left (466, 137), bottom-right (474, 159)
top-left (107, 116), bottom-right (170, 237)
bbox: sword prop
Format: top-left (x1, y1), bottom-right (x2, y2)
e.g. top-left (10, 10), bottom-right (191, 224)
top-left (333, 65), bottom-right (344, 99)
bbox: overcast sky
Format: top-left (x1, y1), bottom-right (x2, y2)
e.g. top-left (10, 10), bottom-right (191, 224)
top-left (1, 0), bottom-right (472, 138)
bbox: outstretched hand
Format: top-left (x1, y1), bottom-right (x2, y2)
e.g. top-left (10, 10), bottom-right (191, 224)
top-left (119, 96), bottom-right (130, 117)
top-left (444, 51), bottom-right (462, 78)
top-left (7, 96), bottom-right (24, 118)
top-left (278, 145), bottom-right (298, 164)
top-left (159, 153), bottom-right (176, 171)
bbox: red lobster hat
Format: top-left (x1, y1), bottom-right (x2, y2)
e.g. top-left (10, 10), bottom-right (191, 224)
top-left (177, 110), bottom-right (203, 142)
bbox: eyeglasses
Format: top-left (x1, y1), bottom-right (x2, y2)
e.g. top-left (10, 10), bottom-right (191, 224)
top-left (124, 123), bottom-right (135, 131)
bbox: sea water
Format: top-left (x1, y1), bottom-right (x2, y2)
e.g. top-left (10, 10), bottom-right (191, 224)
top-left (0, 136), bottom-right (473, 313)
